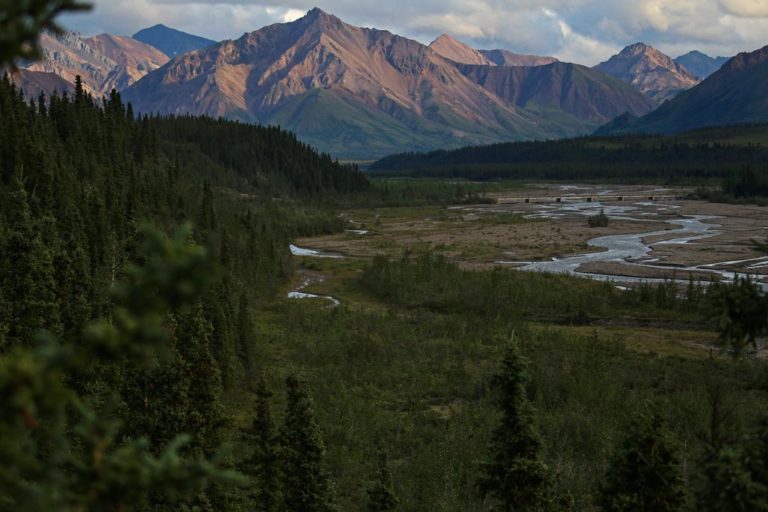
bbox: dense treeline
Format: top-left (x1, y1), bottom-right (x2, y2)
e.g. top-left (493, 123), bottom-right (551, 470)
top-left (0, 74), bottom-right (366, 509)
top-left (152, 115), bottom-right (369, 197)
top-left (360, 252), bottom-right (713, 325)
top-left (370, 132), bottom-right (768, 183)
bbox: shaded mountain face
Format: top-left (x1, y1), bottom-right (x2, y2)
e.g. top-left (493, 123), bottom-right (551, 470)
top-left (594, 43), bottom-right (699, 101)
top-left (9, 69), bottom-right (73, 98)
top-left (674, 51), bottom-right (729, 79)
top-left (457, 62), bottom-right (656, 123)
top-left (124, 8), bottom-right (653, 159)
top-left (133, 24), bottom-right (216, 58)
top-left (24, 31), bottom-right (168, 96)
top-left (428, 34), bottom-right (557, 67)
top-left (597, 45), bottom-right (768, 135)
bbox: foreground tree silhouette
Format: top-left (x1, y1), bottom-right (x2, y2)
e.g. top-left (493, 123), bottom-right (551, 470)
top-left (0, 0), bottom-right (91, 66)
top-left (479, 341), bottom-right (552, 511)
top-left (280, 375), bottom-right (336, 512)
top-left (600, 412), bottom-right (686, 512)
top-left (0, 225), bottom-right (241, 510)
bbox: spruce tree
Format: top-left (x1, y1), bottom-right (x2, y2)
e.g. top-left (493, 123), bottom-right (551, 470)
top-left (479, 341), bottom-right (551, 512)
top-left (280, 375), bottom-right (335, 512)
top-left (236, 292), bottom-right (255, 373)
top-left (241, 377), bottom-right (280, 512)
top-left (367, 449), bottom-right (399, 512)
top-left (0, 176), bottom-right (60, 347)
top-left (699, 418), bottom-right (768, 511)
top-left (175, 303), bottom-right (225, 456)
top-left (600, 413), bottom-right (686, 512)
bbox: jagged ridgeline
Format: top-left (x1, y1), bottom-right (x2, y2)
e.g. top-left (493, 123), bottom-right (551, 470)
top-left (0, 72), bottom-right (367, 346)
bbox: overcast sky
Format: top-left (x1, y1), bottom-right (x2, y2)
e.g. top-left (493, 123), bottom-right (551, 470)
top-left (60, 0), bottom-right (768, 65)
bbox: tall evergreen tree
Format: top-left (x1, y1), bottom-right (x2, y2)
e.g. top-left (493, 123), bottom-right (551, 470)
top-left (367, 449), bottom-right (399, 512)
top-left (699, 417), bottom-right (768, 511)
top-left (241, 377), bottom-right (280, 512)
top-left (175, 303), bottom-right (225, 456)
top-left (280, 375), bottom-right (336, 512)
top-left (479, 341), bottom-right (551, 511)
top-left (600, 412), bottom-right (687, 512)
top-left (0, 176), bottom-right (60, 348)
top-left (236, 292), bottom-right (255, 373)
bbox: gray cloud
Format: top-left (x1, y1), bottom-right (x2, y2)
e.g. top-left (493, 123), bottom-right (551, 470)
top-left (60, 0), bottom-right (768, 65)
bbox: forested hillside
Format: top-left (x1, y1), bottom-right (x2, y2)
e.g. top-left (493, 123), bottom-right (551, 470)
top-left (371, 125), bottom-right (768, 183)
top-left (0, 73), bottom-right (367, 509)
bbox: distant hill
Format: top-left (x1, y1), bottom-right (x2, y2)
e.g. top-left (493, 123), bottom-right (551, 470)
top-left (132, 24), bottom-right (216, 57)
top-left (598, 45), bottom-right (768, 135)
top-left (24, 30), bottom-right (168, 95)
top-left (123, 9), bottom-right (653, 159)
top-left (370, 123), bottom-right (768, 182)
top-left (594, 43), bottom-right (699, 101)
top-left (674, 51), bottom-right (729, 79)
top-left (9, 69), bottom-right (73, 97)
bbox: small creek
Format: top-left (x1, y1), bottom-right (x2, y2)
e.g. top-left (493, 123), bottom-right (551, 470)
top-left (286, 275), bottom-right (340, 307)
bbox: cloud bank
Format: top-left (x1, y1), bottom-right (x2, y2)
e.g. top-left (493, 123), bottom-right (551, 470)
top-left (60, 0), bottom-right (768, 65)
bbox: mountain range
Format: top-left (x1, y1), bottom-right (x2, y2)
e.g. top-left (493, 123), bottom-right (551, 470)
top-left (14, 7), bottom-right (761, 158)
top-left (25, 30), bottom-right (169, 95)
top-left (594, 43), bottom-right (700, 102)
top-left (598, 45), bottom-right (768, 135)
top-left (121, 8), bottom-right (655, 158)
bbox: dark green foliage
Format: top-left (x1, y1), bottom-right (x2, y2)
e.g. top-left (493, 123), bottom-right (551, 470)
top-left (0, 176), bottom-right (60, 348)
top-left (710, 277), bottom-right (768, 357)
top-left (361, 252), bottom-right (711, 323)
top-left (366, 450), bottom-right (398, 512)
top-left (699, 417), bottom-right (768, 511)
top-left (241, 378), bottom-right (280, 512)
top-left (587, 209), bottom-right (610, 228)
top-left (0, 226), bottom-right (240, 511)
top-left (599, 412), bottom-right (687, 512)
top-left (721, 166), bottom-right (768, 198)
top-left (370, 126), bottom-right (768, 185)
top-left (280, 375), bottom-right (336, 512)
top-left (479, 341), bottom-right (552, 511)
top-left (0, 0), bottom-right (91, 66)
top-left (0, 74), bottom-right (365, 510)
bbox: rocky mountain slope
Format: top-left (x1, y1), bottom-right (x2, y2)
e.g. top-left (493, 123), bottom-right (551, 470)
top-left (457, 62), bottom-right (655, 124)
top-left (594, 43), bottom-right (699, 101)
top-left (133, 24), bottom-right (216, 57)
top-left (597, 45), bottom-right (768, 135)
top-left (24, 31), bottom-right (168, 95)
top-left (123, 9), bottom-right (653, 158)
top-left (480, 48), bottom-right (557, 67)
top-left (428, 34), bottom-right (557, 67)
top-left (428, 34), bottom-right (494, 65)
